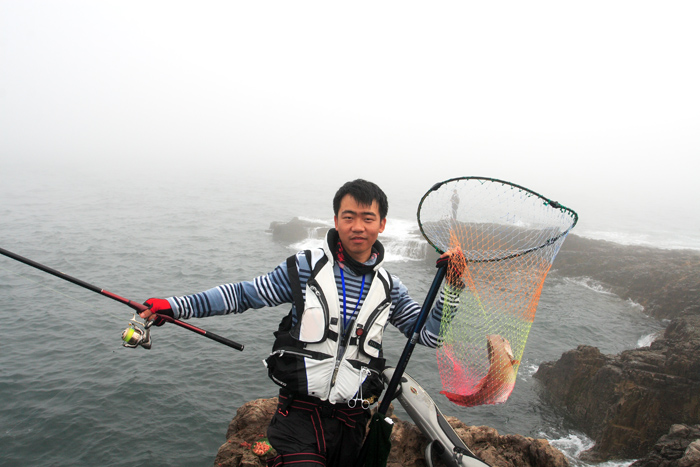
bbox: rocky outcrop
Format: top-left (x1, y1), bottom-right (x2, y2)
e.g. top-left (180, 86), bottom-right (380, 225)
top-left (535, 315), bottom-right (700, 461)
top-left (213, 397), bottom-right (570, 467)
top-left (268, 217), bottom-right (328, 245)
top-left (552, 234), bottom-right (700, 319)
top-left (630, 424), bottom-right (700, 467)
top-left (534, 235), bottom-right (700, 462)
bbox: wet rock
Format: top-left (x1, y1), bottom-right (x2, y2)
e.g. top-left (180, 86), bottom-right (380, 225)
top-left (213, 398), bottom-right (570, 467)
top-left (535, 316), bottom-right (700, 461)
top-left (268, 217), bottom-right (327, 244)
top-left (630, 424), bottom-right (700, 467)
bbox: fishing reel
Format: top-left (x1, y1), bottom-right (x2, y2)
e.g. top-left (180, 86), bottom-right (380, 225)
top-left (121, 314), bottom-right (153, 349)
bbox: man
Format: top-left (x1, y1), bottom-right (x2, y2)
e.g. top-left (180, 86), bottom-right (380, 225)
top-left (140, 179), bottom-right (459, 467)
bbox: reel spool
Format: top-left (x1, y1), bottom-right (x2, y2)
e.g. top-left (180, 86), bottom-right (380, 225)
top-left (121, 314), bottom-right (153, 349)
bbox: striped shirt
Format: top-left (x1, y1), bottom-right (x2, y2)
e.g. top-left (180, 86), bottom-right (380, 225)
top-left (167, 250), bottom-right (457, 348)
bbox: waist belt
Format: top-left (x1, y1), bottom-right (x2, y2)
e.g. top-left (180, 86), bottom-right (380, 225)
top-left (277, 392), bottom-right (367, 430)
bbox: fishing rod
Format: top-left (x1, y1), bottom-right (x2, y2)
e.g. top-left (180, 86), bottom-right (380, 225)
top-left (0, 246), bottom-right (244, 351)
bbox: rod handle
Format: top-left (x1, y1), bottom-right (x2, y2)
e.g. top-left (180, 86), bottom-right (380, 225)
top-left (163, 316), bottom-right (245, 351)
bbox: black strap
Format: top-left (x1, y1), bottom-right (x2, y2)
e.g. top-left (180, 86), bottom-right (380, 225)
top-left (278, 394), bottom-right (365, 429)
top-left (287, 253), bottom-right (306, 316)
top-left (267, 452), bottom-right (327, 467)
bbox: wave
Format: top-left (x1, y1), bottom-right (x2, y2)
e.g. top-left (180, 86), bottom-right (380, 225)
top-left (563, 277), bottom-right (615, 295)
top-left (518, 362), bottom-right (539, 381)
top-left (577, 228), bottom-right (700, 251)
top-left (270, 217), bottom-right (433, 263)
top-left (545, 432), bottom-right (636, 467)
top-left (381, 219), bottom-right (432, 262)
top-left (637, 331), bottom-right (660, 348)
top-left (625, 298), bottom-right (644, 311)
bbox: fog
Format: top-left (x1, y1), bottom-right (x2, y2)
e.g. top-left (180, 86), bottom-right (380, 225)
top-left (2, 1), bottom-right (699, 244)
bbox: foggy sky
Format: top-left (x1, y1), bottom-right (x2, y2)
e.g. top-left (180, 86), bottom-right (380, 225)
top-left (1, 1), bottom-right (699, 241)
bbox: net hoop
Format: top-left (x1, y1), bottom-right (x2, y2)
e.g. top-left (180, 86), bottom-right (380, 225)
top-left (418, 176), bottom-right (578, 407)
top-left (417, 176), bottom-right (578, 263)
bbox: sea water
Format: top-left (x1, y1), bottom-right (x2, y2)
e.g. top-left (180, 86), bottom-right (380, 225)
top-left (0, 169), bottom-right (680, 467)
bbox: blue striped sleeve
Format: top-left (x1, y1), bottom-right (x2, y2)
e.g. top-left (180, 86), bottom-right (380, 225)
top-left (166, 261), bottom-right (295, 319)
top-left (388, 275), bottom-right (448, 349)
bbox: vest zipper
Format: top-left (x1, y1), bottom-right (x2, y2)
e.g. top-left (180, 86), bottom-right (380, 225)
top-left (328, 299), bottom-right (384, 394)
top-left (328, 326), bottom-right (351, 391)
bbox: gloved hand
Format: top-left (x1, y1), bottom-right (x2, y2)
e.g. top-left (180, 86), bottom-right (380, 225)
top-left (142, 298), bottom-right (174, 326)
top-left (436, 249), bottom-right (466, 289)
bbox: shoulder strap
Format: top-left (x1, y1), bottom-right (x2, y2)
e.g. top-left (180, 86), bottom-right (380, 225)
top-left (376, 267), bottom-right (393, 298)
top-left (287, 252), bottom-right (306, 315)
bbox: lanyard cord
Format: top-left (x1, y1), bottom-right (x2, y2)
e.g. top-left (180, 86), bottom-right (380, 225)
top-left (340, 268), bottom-right (366, 330)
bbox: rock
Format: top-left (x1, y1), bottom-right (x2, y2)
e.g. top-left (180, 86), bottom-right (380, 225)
top-left (534, 315), bottom-right (700, 461)
top-left (215, 398), bottom-right (279, 467)
top-left (213, 398), bottom-right (570, 467)
top-left (552, 235), bottom-right (700, 319)
top-left (268, 217), bottom-right (327, 244)
top-left (445, 419), bottom-right (569, 467)
top-left (630, 424), bottom-right (700, 467)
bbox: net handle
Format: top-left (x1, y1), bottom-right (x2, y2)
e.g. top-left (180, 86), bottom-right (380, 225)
top-left (416, 176), bottom-right (579, 261)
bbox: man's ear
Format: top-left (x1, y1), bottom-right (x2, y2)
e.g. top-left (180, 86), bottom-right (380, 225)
top-left (334, 215), bottom-right (338, 229)
top-left (379, 218), bottom-right (386, 233)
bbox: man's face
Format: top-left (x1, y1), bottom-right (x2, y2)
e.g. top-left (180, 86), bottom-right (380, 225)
top-left (334, 194), bottom-right (386, 264)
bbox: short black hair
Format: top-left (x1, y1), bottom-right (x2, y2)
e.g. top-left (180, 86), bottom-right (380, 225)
top-left (333, 179), bottom-right (389, 220)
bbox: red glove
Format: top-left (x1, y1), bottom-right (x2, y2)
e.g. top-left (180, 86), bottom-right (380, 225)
top-left (143, 298), bottom-right (174, 326)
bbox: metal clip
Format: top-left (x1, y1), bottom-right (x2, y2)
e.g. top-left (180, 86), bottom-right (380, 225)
top-left (348, 367), bottom-right (371, 409)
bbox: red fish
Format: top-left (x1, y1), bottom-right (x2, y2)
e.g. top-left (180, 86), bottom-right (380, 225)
top-left (441, 334), bottom-right (519, 407)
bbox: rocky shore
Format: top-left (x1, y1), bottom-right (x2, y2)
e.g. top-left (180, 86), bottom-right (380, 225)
top-left (535, 234), bottom-right (700, 462)
top-left (213, 397), bottom-right (569, 467)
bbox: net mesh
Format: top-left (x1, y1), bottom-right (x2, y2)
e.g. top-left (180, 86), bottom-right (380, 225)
top-left (418, 177), bottom-right (577, 407)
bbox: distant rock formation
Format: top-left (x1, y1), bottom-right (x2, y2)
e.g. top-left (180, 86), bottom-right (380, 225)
top-left (552, 234), bottom-right (700, 319)
top-left (536, 235), bottom-right (700, 462)
top-left (268, 217), bottom-right (328, 245)
top-left (213, 397), bottom-right (570, 467)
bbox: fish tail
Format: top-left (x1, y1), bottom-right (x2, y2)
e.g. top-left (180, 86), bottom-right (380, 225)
top-left (440, 390), bottom-right (480, 407)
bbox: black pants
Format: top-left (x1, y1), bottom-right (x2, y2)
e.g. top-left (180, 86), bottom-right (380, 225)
top-left (266, 393), bottom-right (371, 467)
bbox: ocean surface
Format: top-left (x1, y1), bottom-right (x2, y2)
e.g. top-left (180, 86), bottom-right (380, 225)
top-left (0, 169), bottom-right (689, 467)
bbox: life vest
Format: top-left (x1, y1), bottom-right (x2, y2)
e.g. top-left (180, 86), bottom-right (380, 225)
top-left (265, 248), bottom-right (393, 405)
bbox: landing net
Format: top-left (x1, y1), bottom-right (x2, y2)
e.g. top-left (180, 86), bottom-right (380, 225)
top-left (417, 177), bottom-right (577, 407)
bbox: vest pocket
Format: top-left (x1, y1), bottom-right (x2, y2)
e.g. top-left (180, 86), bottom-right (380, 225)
top-left (329, 357), bottom-right (386, 404)
top-left (295, 306), bottom-right (326, 343)
top-left (289, 282), bottom-right (330, 344)
top-left (359, 301), bottom-right (391, 358)
top-left (358, 357), bottom-right (386, 399)
top-left (265, 348), bottom-right (333, 396)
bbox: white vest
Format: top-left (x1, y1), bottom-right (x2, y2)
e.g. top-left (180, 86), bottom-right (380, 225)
top-left (266, 248), bottom-right (393, 404)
